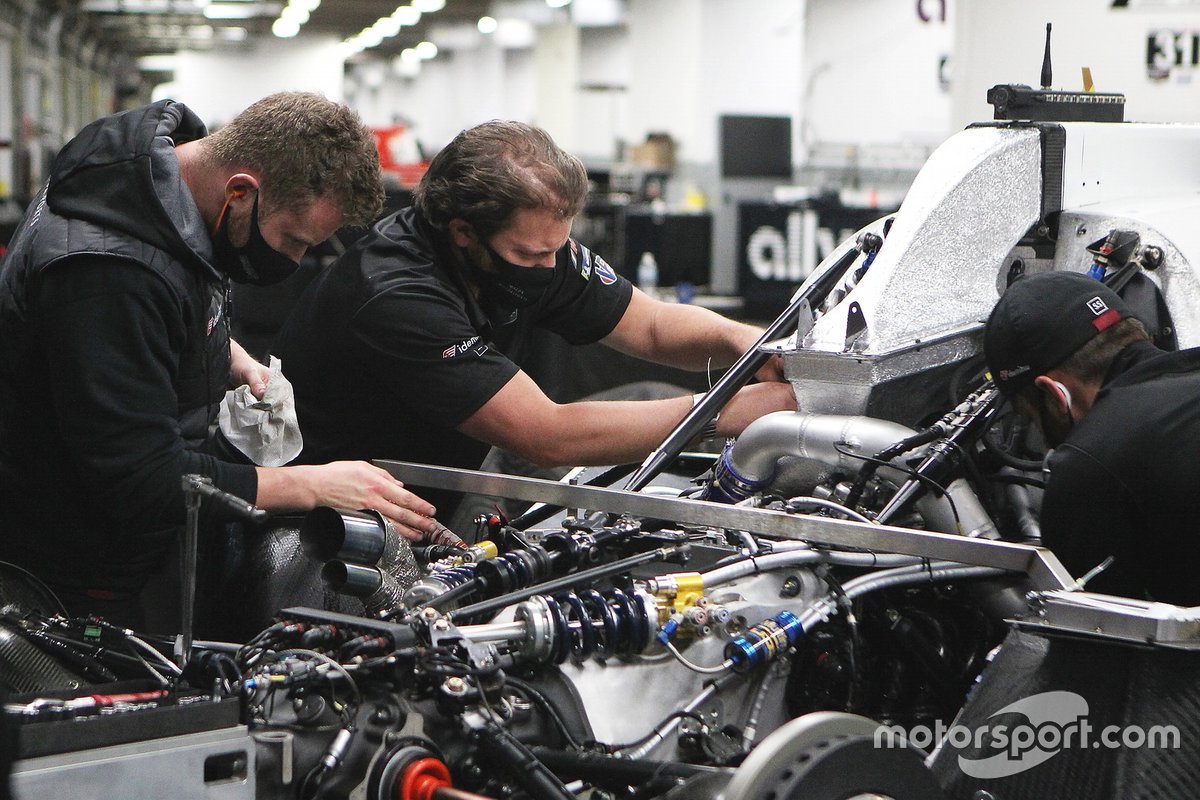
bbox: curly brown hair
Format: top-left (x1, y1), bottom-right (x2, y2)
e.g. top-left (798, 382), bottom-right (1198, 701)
top-left (201, 91), bottom-right (384, 226)
top-left (413, 120), bottom-right (587, 240)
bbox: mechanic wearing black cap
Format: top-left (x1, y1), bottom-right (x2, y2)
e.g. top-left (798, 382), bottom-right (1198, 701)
top-left (984, 270), bottom-right (1200, 605)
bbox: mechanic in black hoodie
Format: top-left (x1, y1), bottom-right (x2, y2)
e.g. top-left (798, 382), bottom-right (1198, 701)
top-left (0, 92), bottom-right (440, 630)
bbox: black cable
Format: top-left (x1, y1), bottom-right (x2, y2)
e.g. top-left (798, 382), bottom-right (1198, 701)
top-left (504, 676), bottom-right (586, 750)
top-left (0, 559), bottom-right (67, 615)
top-left (820, 572), bottom-right (859, 712)
top-left (832, 443), bottom-right (961, 527)
top-left (598, 710), bottom-right (707, 753)
top-left (980, 404), bottom-right (1046, 472)
top-left (986, 472), bottom-right (1046, 489)
top-left (296, 762), bottom-right (326, 800)
top-left (947, 354), bottom-right (988, 408)
top-left (475, 717), bottom-right (577, 800)
top-left (938, 438), bottom-right (1000, 521)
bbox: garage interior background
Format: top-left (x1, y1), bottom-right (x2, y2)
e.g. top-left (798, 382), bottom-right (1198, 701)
top-left (1, 0), bottom-right (1199, 304)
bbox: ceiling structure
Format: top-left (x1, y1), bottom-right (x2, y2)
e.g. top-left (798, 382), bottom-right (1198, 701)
top-left (307, 0), bottom-right (495, 58)
top-left (71, 0), bottom-right (506, 61)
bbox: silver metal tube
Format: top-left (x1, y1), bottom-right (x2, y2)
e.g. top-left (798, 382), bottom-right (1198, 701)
top-left (178, 476), bottom-right (203, 669)
top-left (726, 412), bottom-right (998, 539)
top-left (797, 564), bottom-right (1012, 629)
top-left (376, 462), bottom-right (1074, 591)
top-left (459, 620), bottom-right (528, 644)
top-left (727, 411), bottom-right (919, 482)
top-left (701, 549), bottom-right (919, 587)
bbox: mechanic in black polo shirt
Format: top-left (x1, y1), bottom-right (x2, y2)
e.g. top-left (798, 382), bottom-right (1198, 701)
top-left (273, 121), bottom-right (795, 523)
top-left (984, 270), bottom-right (1200, 605)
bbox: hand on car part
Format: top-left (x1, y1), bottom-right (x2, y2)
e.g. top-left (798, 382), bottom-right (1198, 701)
top-left (258, 461), bottom-right (440, 541)
top-left (715, 382), bottom-right (797, 438)
top-left (315, 461), bottom-right (439, 541)
top-left (754, 353), bottom-right (787, 383)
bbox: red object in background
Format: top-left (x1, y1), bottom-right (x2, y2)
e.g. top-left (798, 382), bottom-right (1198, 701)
top-left (373, 125), bottom-right (429, 188)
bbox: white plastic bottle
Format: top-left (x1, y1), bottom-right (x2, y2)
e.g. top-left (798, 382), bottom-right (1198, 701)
top-left (637, 251), bottom-right (659, 296)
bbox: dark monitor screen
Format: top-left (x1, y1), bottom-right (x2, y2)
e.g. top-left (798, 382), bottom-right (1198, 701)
top-left (622, 211), bottom-right (712, 287)
top-left (719, 115), bottom-right (793, 179)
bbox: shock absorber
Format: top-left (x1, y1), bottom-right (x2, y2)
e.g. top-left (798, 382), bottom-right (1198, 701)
top-left (478, 587), bottom-right (657, 665)
top-left (724, 611), bottom-right (804, 673)
top-left (404, 565), bottom-right (479, 609)
top-left (403, 523), bottom-right (638, 612)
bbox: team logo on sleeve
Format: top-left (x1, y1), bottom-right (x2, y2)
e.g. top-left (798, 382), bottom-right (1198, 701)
top-left (442, 336), bottom-right (486, 359)
top-left (593, 255), bottom-right (617, 285)
top-left (569, 240), bottom-right (617, 285)
top-left (570, 240), bottom-right (593, 280)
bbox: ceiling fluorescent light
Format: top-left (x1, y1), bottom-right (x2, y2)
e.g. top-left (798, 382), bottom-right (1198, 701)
top-left (138, 54), bottom-right (178, 70)
top-left (280, 5), bottom-right (308, 24)
top-left (273, 17), bottom-right (300, 36)
top-left (204, 3), bottom-right (262, 19)
top-left (392, 5), bottom-right (420, 25)
top-left (373, 16), bottom-right (402, 37)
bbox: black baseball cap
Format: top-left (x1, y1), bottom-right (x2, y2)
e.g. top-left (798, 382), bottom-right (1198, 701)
top-left (984, 271), bottom-right (1132, 395)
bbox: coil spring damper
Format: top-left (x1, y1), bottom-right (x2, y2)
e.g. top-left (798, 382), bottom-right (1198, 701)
top-left (533, 588), bottom-right (652, 664)
top-left (403, 565), bottom-right (478, 609)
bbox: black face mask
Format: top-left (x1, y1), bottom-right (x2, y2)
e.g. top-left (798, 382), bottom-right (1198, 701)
top-left (211, 194), bottom-right (301, 286)
top-left (473, 243), bottom-right (555, 308)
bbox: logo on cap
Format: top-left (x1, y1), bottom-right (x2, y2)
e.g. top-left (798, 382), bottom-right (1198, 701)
top-left (997, 365), bottom-right (1031, 382)
top-left (1086, 296), bottom-right (1109, 316)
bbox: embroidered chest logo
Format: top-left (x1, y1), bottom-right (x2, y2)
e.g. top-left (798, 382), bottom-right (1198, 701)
top-left (206, 292), bottom-right (224, 337)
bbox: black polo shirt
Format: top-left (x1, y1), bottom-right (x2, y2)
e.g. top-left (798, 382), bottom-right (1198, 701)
top-left (1040, 341), bottom-right (1200, 605)
top-left (272, 207), bottom-right (633, 516)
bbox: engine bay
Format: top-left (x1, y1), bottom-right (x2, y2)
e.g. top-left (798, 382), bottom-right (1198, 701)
top-left (6, 103), bottom-right (1200, 799)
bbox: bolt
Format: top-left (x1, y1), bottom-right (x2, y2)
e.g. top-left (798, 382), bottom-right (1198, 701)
top-left (432, 619), bottom-right (450, 631)
top-left (780, 575), bottom-right (803, 598)
top-left (443, 676), bottom-right (468, 696)
top-left (422, 607), bottom-right (440, 620)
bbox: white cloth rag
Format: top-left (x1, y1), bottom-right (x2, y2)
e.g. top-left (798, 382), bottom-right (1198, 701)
top-left (218, 355), bottom-right (304, 467)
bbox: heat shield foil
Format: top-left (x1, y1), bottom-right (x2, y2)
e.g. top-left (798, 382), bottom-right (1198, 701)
top-left (784, 126), bottom-right (1042, 423)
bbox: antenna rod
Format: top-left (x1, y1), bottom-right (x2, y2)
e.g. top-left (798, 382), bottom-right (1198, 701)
top-left (1041, 22), bottom-right (1053, 89)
